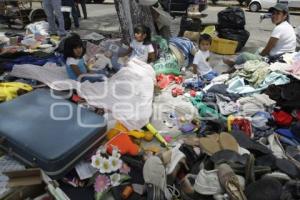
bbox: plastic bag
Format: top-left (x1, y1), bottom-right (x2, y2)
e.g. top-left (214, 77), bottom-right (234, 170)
top-left (217, 7), bottom-right (246, 29)
top-left (153, 52), bottom-right (180, 75)
top-left (152, 35), bottom-right (169, 54)
top-left (26, 21), bottom-right (49, 36)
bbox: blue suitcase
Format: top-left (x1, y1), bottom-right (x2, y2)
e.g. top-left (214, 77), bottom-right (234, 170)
top-left (0, 89), bottom-right (107, 179)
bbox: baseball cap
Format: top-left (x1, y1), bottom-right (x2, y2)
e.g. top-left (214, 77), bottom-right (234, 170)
top-left (268, 3), bottom-right (289, 13)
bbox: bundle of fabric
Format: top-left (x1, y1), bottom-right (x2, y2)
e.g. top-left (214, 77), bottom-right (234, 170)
top-left (226, 60), bottom-right (290, 95)
top-left (169, 37), bottom-right (197, 68)
top-left (270, 52), bottom-right (300, 80)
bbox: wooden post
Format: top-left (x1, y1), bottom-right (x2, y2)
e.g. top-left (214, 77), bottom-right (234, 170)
top-left (114, 0), bottom-right (156, 44)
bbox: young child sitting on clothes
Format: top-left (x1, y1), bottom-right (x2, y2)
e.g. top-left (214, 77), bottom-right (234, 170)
top-left (191, 34), bottom-right (219, 81)
top-left (63, 34), bottom-right (107, 82)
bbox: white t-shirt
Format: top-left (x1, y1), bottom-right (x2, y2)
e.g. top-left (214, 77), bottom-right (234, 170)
top-left (193, 50), bottom-right (212, 76)
top-left (269, 21), bottom-right (296, 56)
top-left (130, 40), bottom-right (154, 63)
top-left (66, 57), bottom-right (80, 66)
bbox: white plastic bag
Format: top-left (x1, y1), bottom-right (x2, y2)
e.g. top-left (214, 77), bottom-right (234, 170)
top-left (78, 58), bottom-right (156, 130)
top-left (26, 21), bottom-right (49, 36)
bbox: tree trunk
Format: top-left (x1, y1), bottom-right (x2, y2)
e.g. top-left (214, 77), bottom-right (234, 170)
top-left (114, 0), bottom-right (156, 44)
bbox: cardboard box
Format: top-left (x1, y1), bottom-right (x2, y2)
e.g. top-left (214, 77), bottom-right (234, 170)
top-left (2, 185), bottom-right (45, 200)
top-left (4, 168), bottom-right (42, 188)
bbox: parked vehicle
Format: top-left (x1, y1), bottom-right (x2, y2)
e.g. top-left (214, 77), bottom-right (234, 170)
top-left (86, 0), bottom-right (105, 3)
top-left (212, 0), bottom-right (251, 6)
top-left (159, 0), bottom-right (208, 16)
top-left (249, 0), bottom-right (300, 12)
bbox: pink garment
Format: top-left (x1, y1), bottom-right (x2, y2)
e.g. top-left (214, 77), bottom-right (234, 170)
top-left (291, 60), bottom-right (300, 75)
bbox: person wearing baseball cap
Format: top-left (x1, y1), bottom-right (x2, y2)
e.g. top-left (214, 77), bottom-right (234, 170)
top-left (268, 3), bottom-right (289, 15)
top-left (261, 3), bottom-right (296, 58)
top-left (224, 3), bottom-right (296, 68)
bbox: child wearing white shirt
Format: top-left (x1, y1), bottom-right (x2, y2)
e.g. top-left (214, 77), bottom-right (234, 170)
top-left (192, 34), bottom-right (219, 81)
top-left (121, 25), bottom-right (155, 63)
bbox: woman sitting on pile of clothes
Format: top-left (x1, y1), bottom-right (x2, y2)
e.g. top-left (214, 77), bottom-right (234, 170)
top-left (224, 3), bottom-right (296, 70)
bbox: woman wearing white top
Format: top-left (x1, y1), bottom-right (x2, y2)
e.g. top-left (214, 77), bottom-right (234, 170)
top-left (224, 3), bottom-right (296, 68)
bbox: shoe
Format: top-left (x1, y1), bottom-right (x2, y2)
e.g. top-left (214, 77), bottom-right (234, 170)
top-left (282, 180), bottom-right (300, 199)
top-left (210, 150), bottom-right (248, 166)
top-left (159, 144), bottom-right (188, 175)
top-left (146, 183), bottom-right (166, 200)
top-left (263, 171), bottom-right (291, 182)
top-left (275, 158), bottom-right (300, 178)
top-left (180, 174), bottom-right (215, 200)
top-left (245, 177), bottom-right (282, 200)
top-left (194, 169), bottom-right (224, 195)
top-left (143, 156), bottom-right (172, 200)
top-left (179, 144), bottom-right (201, 169)
top-left (217, 164), bottom-right (247, 200)
top-left (232, 130), bottom-right (272, 156)
top-left (180, 174), bottom-right (197, 196)
top-left (199, 132), bottom-right (239, 156)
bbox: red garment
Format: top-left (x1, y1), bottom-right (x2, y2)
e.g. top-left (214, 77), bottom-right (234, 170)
top-left (232, 118), bottom-right (252, 138)
top-left (272, 110), bottom-right (293, 126)
top-left (156, 74), bottom-right (183, 89)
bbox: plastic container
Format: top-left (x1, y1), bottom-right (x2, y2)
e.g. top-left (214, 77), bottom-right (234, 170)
top-left (210, 37), bottom-right (238, 55)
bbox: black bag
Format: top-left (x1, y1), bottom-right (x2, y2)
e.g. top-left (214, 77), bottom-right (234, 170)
top-left (218, 28), bottom-right (250, 52)
top-left (217, 7), bottom-right (246, 30)
top-left (178, 15), bottom-right (202, 36)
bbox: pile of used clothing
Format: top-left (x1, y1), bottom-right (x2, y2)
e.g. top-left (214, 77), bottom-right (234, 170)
top-left (1, 18), bottom-right (300, 200)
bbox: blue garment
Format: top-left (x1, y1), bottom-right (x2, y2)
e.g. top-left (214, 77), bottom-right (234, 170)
top-left (183, 78), bottom-right (204, 90)
top-left (2, 55), bottom-right (64, 71)
top-left (66, 58), bottom-right (87, 80)
top-left (275, 128), bottom-right (300, 143)
top-left (66, 58), bottom-right (107, 82)
top-left (169, 37), bottom-right (196, 66)
top-left (202, 70), bottom-right (219, 81)
top-left (110, 55), bottom-right (122, 72)
top-left (226, 72), bottom-right (290, 95)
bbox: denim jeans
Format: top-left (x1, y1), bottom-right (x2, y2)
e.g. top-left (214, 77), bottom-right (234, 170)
top-left (202, 70), bottom-right (219, 81)
top-left (42, 0), bottom-right (66, 36)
